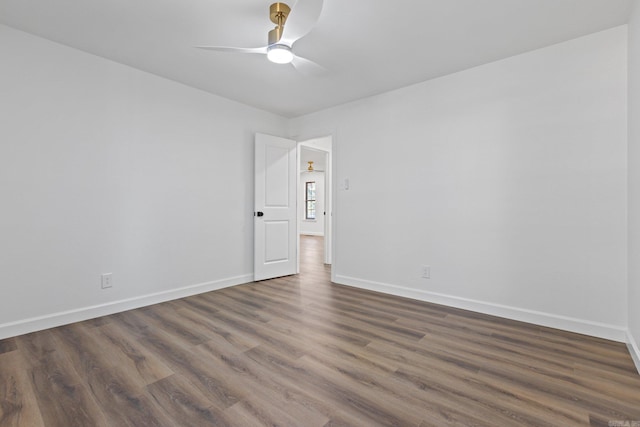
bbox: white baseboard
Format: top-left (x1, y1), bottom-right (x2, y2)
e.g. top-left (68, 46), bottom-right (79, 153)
top-left (334, 275), bottom-right (628, 343)
top-left (0, 274), bottom-right (253, 340)
top-left (627, 331), bottom-right (640, 374)
top-left (300, 231), bottom-right (324, 236)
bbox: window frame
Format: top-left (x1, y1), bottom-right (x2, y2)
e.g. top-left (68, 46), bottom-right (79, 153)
top-left (305, 181), bottom-right (317, 220)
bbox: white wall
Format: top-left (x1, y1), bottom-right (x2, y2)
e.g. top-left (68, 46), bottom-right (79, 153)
top-left (290, 27), bottom-right (629, 341)
top-left (0, 22), bottom-right (633, 347)
top-left (300, 171), bottom-right (325, 236)
top-left (0, 25), bottom-right (287, 338)
top-left (628, 3), bottom-right (640, 368)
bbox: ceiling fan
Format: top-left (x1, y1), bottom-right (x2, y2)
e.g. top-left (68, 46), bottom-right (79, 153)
top-left (196, 0), bottom-right (325, 75)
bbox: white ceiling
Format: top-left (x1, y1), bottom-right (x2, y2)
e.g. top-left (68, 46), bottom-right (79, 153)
top-left (0, 0), bottom-right (633, 117)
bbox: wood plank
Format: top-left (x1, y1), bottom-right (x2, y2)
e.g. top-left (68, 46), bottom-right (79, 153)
top-left (145, 374), bottom-right (234, 427)
top-left (95, 322), bottom-right (175, 386)
top-left (16, 330), bottom-right (111, 427)
top-left (51, 323), bottom-right (172, 427)
top-left (0, 338), bottom-right (17, 355)
top-left (111, 310), bottom-right (246, 410)
top-left (0, 351), bottom-right (45, 427)
top-left (197, 342), bottom-right (370, 426)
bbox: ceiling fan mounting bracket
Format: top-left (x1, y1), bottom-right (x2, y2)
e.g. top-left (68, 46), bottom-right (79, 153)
top-left (269, 3), bottom-right (291, 25)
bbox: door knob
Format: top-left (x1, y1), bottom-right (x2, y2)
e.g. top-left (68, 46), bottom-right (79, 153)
top-left (256, 211), bottom-right (264, 217)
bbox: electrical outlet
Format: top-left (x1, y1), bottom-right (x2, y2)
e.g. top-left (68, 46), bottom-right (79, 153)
top-left (421, 265), bottom-right (430, 279)
top-left (101, 273), bottom-right (113, 289)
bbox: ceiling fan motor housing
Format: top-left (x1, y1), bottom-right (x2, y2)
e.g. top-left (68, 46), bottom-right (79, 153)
top-left (268, 27), bottom-right (284, 45)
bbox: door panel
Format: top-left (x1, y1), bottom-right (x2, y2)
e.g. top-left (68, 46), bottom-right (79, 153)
top-left (265, 221), bottom-right (289, 262)
top-left (255, 133), bottom-right (297, 281)
top-left (265, 145), bottom-right (290, 206)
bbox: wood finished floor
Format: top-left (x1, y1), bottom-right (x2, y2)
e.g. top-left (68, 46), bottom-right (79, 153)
top-left (1, 236), bottom-right (639, 426)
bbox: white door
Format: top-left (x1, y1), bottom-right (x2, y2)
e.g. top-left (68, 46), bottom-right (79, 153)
top-left (254, 133), bottom-right (297, 281)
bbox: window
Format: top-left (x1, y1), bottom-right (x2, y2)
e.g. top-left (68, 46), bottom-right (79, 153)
top-left (305, 181), bottom-right (316, 220)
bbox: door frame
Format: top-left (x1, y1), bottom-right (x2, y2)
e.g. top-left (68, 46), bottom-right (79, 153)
top-left (297, 136), bottom-right (333, 269)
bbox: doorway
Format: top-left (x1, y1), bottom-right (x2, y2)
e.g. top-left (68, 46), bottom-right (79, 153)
top-left (298, 136), bottom-right (332, 268)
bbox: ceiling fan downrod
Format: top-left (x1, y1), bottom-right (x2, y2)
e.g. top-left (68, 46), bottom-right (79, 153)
top-left (268, 2), bottom-right (291, 45)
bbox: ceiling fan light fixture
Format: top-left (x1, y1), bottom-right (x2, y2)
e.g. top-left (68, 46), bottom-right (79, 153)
top-left (267, 44), bottom-right (293, 64)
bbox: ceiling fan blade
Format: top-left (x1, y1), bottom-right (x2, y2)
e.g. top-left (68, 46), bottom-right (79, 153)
top-left (195, 46), bottom-right (268, 55)
top-left (280, 0), bottom-right (324, 46)
top-left (291, 55), bottom-right (326, 76)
